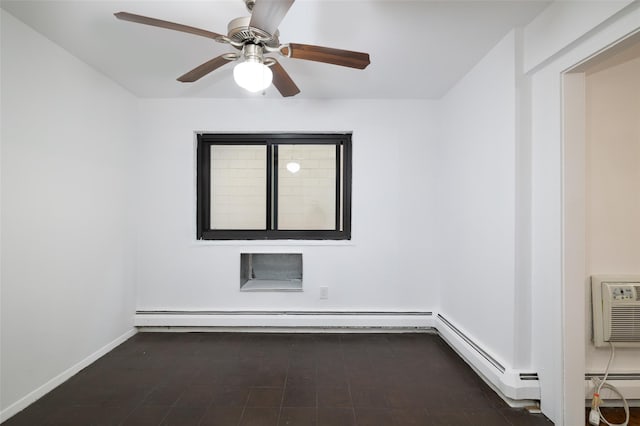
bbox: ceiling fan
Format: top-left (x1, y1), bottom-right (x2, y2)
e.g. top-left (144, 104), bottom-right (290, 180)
top-left (114, 0), bottom-right (371, 97)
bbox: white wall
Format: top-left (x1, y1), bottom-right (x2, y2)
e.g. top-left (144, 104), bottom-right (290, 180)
top-left (0, 10), bottom-right (138, 418)
top-left (585, 56), bottom-right (640, 371)
top-left (527, 2), bottom-right (640, 424)
top-left (523, 0), bottom-right (634, 72)
top-left (436, 10), bottom-right (640, 421)
top-left (134, 98), bottom-right (440, 313)
top-left (586, 56), bottom-right (640, 278)
top-left (438, 31), bottom-right (520, 368)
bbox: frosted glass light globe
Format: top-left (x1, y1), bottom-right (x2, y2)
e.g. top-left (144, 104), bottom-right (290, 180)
top-left (233, 61), bottom-right (273, 93)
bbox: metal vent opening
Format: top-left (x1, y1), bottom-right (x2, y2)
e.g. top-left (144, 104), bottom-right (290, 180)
top-left (609, 306), bottom-right (640, 342)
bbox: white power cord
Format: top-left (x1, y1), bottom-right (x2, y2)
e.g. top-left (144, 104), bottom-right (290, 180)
top-left (588, 343), bottom-right (630, 426)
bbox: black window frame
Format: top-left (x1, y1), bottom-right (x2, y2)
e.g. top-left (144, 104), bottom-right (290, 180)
top-left (197, 133), bottom-right (352, 240)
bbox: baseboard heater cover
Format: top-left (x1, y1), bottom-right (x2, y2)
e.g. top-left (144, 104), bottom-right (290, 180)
top-left (584, 373), bottom-right (640, 400)
top-left (136, 310), bottom-right (433, 315)
top-left (135, 310), bottom-right (434, 329)
top-left (437, 314), bottom-right (506, 373)
top-left (436, 313), bottom-right (540, 401)
top-left (585, 373), bottom-right (640, 381)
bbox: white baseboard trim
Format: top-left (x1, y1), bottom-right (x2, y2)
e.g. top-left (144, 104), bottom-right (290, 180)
top-left (0, 328), bottom-right (137, 423)
top-left (135, 310), bottom-right (435, 329)
top-left (435, 314), bottom-right (541, 403)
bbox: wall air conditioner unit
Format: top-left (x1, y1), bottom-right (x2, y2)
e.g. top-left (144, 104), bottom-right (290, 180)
top-left (591, 275), bottom-right (640, 348)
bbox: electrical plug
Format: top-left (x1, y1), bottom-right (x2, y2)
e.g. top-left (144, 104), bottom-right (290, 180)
top-left (589, 392), bottom-right (601, 425)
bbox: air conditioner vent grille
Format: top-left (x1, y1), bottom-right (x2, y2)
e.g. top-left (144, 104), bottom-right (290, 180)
top-left (592, 276), bottom-right (640, 348)
top-left (609, 306), bottom-right (640, 342)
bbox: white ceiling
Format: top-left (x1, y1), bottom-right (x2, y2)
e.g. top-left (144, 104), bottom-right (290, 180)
top-left (1, 0), bottom-right (550, 99)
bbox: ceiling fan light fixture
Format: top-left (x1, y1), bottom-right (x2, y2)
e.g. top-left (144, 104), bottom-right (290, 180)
top-left (233, 44), bottom-right (272, 93)
top-left (233, 59), bottom-right (273, 92)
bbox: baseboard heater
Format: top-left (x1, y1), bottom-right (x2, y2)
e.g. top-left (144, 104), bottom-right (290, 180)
top-left (437, 314), bottom-right (506, 373)
top-left (584, 373), bottom-right (640, 400)
top-left (136, 310), bottom-right (433, 316)
top-left (585, 373), bottom-right (640, 381)
top-left (135, 310), bottom-right (435, 330)
top-left (436, 313), bottom-right (540, 402)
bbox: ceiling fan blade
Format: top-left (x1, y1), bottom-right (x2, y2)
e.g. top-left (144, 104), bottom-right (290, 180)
top-left (249, 0), bottom-right (294, 36)
top-left (177, 56), bottom-right (233, 82)
top-left (114, 12), bottom-right (223, 40)
top-left (286, 43), bottom-right (370, 69)
top-left (270, 60), bottom-right (300, 97)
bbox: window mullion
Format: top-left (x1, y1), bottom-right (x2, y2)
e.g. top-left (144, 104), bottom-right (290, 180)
top-left (335, 143), bottom-right (341, 232)
top-left (273, 143), bottom-right (279, 231)
top-left (266, 143), bottom-right (272, 231)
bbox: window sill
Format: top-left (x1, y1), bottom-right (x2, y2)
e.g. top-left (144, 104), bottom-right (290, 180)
top-left (240, 279), bottom-right (303, 292)
top-left (192, 240), bottom-right (355, 247)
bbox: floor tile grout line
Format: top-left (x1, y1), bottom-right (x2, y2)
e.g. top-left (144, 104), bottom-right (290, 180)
top-left (314, 357), bottom-right (320, 425)
top-left (236, 386), bottom-right (252, 426)
top-left (115, 376), bottom-right (167, 426)
top-left (275, 357), bottom-right (290, 426)
top-left (195, 384), bottom-right (217, 426)
top-left (339, 335), bottom-right (358, 426)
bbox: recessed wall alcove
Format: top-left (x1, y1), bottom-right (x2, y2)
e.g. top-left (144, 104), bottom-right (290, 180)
top-left (240, 253), bottom-right (303, 292)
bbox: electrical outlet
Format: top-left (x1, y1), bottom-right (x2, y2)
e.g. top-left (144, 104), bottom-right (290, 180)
top-left (320, 286), bottom-right (329, 299)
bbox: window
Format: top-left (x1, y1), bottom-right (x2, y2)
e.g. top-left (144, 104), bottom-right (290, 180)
top-left (197, 133), bottom-right (352, 240)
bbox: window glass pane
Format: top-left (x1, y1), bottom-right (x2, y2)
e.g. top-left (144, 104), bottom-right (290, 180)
top-left (210, 145), bottom-right (266, 230)
top-left (278, 144), bottom-right (336, 230)
top-left (339, 144), bottom-right (344, 231)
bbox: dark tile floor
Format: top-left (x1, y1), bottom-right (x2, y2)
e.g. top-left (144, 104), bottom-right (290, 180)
top-left (5, 332), bottom-right (554, 426)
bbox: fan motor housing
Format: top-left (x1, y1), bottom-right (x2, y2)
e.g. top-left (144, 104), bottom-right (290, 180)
top-left (227, 16), bottom-right (280, 47)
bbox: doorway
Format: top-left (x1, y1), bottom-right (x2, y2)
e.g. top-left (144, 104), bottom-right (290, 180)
top-left (563, 30), bottom-right (640, 424)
